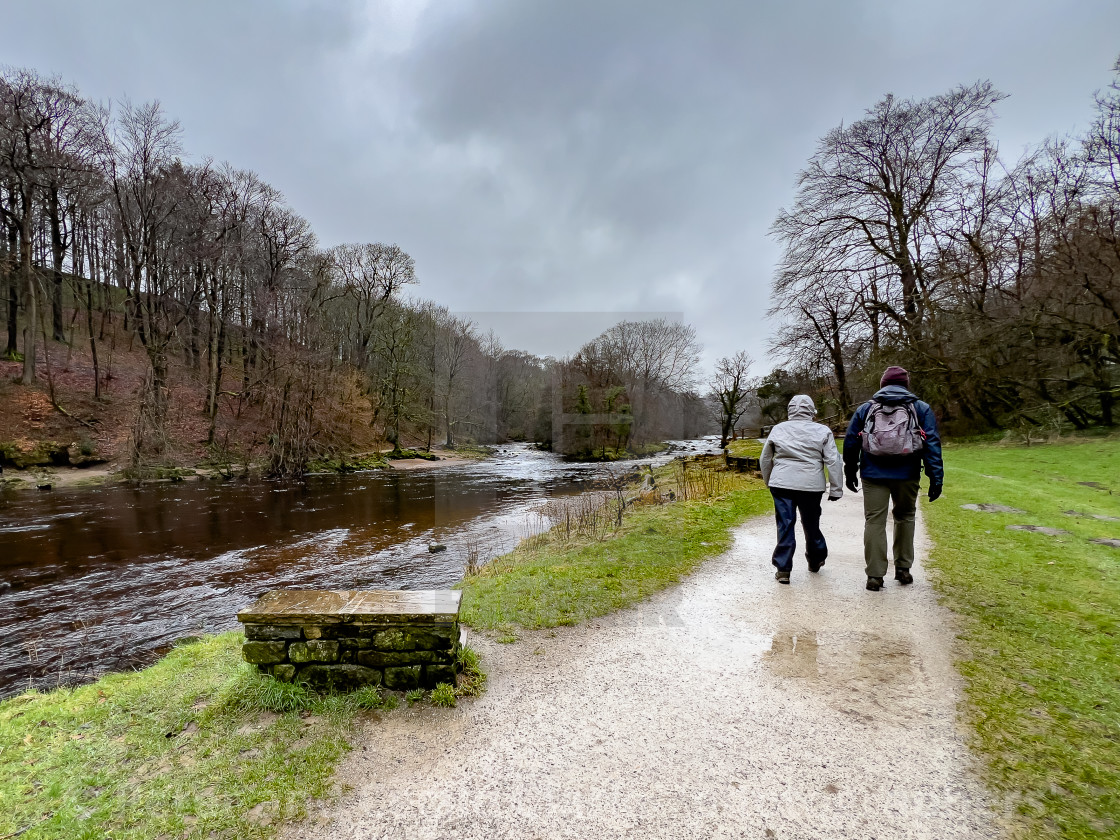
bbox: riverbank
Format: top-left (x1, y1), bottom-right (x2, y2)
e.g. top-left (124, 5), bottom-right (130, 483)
top-left (0, 447), bottom-right (488, 491)
top-left (458, 462), bottom-right (771, 634)
top-left (0, 454), bottom-right (759, 840)
top-left (726, 438), bottom-right (763, 458)
top-left (0, 340), bottom-right (490, 491)
top-left (0, 463), bottom-right (120, 490)
top-left (4, 441), bottom-right (711, 695)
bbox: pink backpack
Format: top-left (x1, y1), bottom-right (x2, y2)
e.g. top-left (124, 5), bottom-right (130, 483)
top-left (861, 400), bottom-right (925, 456)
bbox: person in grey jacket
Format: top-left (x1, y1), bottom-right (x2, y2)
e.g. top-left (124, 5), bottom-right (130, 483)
top-left (760, 395), bottom-right (843, 584)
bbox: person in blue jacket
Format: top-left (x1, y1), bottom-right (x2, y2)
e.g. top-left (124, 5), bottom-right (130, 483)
top-left (843, 366), bottom-right (943, 591)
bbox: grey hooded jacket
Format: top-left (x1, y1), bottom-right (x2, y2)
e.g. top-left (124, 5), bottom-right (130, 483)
top-left (760, 395), bottom-right (843, 497)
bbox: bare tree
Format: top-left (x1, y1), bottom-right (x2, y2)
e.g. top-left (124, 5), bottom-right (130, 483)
top-left (331, 241), bottom-right (416, 368)
top-left (572, 317), bottom-right (701, 445)
top-left (709, 351), bottom-right (753, 447)
top-left (769, 262), bottom-right (867, 415)
top-left (373, 300), bottom-right (418, 454)
top-left (439, 313), bottom-right (478, 446)
top-left (0, 68), bottom-right (87, 383)
top-left (772, 82), bottom-right (1005, 351)
top-left (1086, 56), bottom-right (1120, 201)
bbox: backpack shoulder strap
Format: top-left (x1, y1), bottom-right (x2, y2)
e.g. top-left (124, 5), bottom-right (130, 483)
top-left (907, 402), bottom-right (927, 438)
top-left (859, 400), bottom-right (879, 435)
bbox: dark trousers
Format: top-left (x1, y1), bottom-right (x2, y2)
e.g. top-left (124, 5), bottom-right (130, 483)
top-left (861, 478), bottom-right (920, 577)
top-left (770, 487), bottom-right (827, 573)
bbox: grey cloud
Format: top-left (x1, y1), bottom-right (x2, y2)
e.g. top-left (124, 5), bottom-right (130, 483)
top-left (5, 0), bottom-right (1120, 372)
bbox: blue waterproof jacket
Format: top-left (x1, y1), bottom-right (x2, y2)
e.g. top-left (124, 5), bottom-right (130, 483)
top-left (842, 386), bottom-right (943, 485)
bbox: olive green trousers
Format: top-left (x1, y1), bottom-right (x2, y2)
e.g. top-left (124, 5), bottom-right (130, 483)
top-left (862, 478), bottom-right (920, 578)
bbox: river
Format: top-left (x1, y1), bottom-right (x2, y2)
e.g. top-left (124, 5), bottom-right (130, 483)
top-left (0, 439), bottom-right (722, 698)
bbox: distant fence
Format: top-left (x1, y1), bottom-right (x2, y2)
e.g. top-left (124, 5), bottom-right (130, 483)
top-left (758, 413), bottom-right (848, 438)
top-left (725, 454), bottom-right (760, 473)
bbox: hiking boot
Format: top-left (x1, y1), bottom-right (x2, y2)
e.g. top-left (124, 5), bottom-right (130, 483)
top-left (807, 558), bottom-right (825, 573)
top-left (866, 577), bottom-right (884, 591)
top-left (895, 569), bottom-right (914, 585)
top-left (775, 570), bottom-right (791, 585)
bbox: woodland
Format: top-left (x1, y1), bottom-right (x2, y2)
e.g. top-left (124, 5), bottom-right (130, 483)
top-left (0, 68), bottom-right (721, 475)
top-left (10, 59), bottom-right (1116, 475)
top-left (765, 60), bottom-right (1120, 434)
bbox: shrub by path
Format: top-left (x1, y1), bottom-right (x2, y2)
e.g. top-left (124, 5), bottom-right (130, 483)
top-left (286, 494), bottom-right (999, 840)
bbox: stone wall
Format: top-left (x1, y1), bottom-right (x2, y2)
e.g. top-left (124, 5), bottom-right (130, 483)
top-left (238, 589), bottom-right (462, 692)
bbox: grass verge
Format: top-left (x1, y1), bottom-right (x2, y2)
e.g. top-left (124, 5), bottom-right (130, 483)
top-left (0, 633), bottom-right (486, 840)
top-left (457, 469), bottom-right (770, 630)
top-left (922, 437), bottom-right (1120, 839)
top-left (726, 439), bottom-right (763, 458)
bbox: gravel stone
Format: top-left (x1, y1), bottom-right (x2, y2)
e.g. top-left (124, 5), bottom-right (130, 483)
top-left (284, 495), bottom-right (999, 840)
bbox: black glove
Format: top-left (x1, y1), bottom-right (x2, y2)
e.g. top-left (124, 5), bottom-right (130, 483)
top-left (845, 473), bottom-right (859, 493)
top-left (928, 482), bottom-right (943, 502)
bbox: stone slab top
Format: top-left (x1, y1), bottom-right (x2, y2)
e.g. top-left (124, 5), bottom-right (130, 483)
top-left (238, 589), bottom-right (462, 625)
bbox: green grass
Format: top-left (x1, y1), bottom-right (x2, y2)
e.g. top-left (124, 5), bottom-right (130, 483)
top-left (0, 634), bottom-right (485, 840)
top-left (0, 634), bottom-right (361, 839)
top-left (726, 439), bottom-right (763, 458)
top-left (923, 437), bottom-right (1120, 839)
top-left (429, 684), bottom-right (456, 708)
top-left (453, 645), bottom-right (487, 697)
top-left (457, 471), bottom-right (771, 630)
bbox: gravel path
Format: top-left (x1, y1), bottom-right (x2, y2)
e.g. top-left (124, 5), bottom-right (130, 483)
top-left (287, 493), bottom-right (1000, 840)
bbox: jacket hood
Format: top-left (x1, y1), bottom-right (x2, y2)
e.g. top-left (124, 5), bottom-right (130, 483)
top-left (787, 394), bottom-right (817, 421)
top-left (872, 385), bottom-right (917, 404)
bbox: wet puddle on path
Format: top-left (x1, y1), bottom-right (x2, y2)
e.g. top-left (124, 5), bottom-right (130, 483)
top-left (763, 630), bottom-right (924, 720)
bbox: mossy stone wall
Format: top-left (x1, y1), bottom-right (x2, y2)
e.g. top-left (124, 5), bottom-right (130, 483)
top-left (237, 590), bottom-right (462, 691)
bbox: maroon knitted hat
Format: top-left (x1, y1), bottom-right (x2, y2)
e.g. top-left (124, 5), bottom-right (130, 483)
top-left (880, 365), bottom-right (910, 388)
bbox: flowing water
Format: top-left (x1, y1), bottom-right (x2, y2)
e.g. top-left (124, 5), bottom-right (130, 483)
top-left (0, 440), bottom-right (722, 697)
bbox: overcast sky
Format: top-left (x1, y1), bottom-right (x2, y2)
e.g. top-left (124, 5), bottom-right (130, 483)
top-left (5, 0), bottom-right (1120, 375)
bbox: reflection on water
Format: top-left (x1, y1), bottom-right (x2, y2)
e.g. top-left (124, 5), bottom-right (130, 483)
top-left (0, 439), bottom-right (721, 696)
top-left (762, 629), bottom-right (923, 724)
top-left (764, 632), bottom-right (820, 679)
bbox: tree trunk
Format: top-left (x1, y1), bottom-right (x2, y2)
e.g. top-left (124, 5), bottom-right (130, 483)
top-left (137, 349), bottom-right (171, 462)
top-left (898, 262), bottom-right (924, 346)
top-left (20, 202), bottom-right (37, 384)
top-left (5, 263), bottom-right (16, 358)
top-left (829, 315), bottom-right (853, 415)
top-left (86, 279), bottom-right (100, 401)
top-left (1099, 378), bottom-right (1115, 427)
top-left (206, 295), bottom-right (227, 444)
top-left (426, 391), bottom-right (434, 451)
top-left (48, 186), bottom-right (66, 343)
